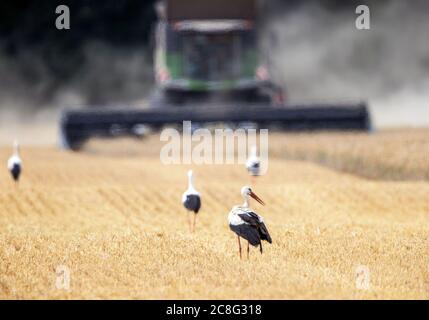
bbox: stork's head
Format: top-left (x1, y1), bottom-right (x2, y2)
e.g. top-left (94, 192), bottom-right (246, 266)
top-left (241, 186), bottom-right (265, 206)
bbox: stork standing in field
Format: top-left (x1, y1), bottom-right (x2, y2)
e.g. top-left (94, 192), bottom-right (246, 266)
top-left (228, 186), bottom-right (272, 259)
top-left (7, 140), bottom-right (22, 183)
top-left (246, 146), bottom-right (260, 184)
top-left (182, 170), bottom-right (201, 233)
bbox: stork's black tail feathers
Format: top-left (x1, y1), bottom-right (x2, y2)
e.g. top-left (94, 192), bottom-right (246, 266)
top-left (259, 222), bottom-right (272, 244)
top-left (183, 194), bottom-right (201, 214)
top-left (237, 212), bottom-right (272, 249)
top-left (10, 164), bottom-right (21, 182)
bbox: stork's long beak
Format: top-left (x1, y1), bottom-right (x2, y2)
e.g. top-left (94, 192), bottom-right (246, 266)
top-left (250, 191), bottom-right (265, 206)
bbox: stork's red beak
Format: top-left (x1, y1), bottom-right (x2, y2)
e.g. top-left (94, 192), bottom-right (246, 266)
top-left (250, 191), bottom-right (265, 206)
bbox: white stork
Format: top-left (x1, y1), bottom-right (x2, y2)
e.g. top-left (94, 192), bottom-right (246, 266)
top-left (228, 186), bottom-right (272, 259)
top-left (182, 170), bottom-right (201, 233)
top-left (246, 146), bottom-right (260, 182)
top-left (7, 140), bottom-right (22, 183)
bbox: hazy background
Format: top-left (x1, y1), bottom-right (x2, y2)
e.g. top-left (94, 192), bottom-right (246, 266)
top-left (0, 0), bottom-right (428, 143)
top-left (266, 0), bottom-right (429, 128)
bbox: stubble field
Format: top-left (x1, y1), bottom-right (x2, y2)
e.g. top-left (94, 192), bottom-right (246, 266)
top-left (0, 130), bottom-right (429, 299)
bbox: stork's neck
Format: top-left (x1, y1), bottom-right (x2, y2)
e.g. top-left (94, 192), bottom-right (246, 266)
top-left (251, 146), bottom-right (257, 158)
top-left (242, 195), bottom-right (249, 208)
top-left (13, 143), bottom-right (20, 157)
top-left (187, 174), bottom-right (196, 192)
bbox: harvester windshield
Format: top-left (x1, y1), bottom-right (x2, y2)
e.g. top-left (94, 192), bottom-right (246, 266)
top-left (182, 32), bottom-right (244, 81)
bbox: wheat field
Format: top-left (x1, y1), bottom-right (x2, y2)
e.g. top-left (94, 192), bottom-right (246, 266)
top-left (1, 132), bottom-right (429, 299)
top-left (272, 129), bottom-right (429, 181)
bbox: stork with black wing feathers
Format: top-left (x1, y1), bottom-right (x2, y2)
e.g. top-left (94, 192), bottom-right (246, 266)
top-left (182, 170), bottom-right (201, 233)
top-left (246, 145), bottom-right (260, 181)
top-left (228, 186), bottom-right (272, 259)
top-left (7, 140), bottom-right (22, 184)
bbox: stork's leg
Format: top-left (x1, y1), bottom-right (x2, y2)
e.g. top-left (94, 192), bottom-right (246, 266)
top-left (237, 236), bottom-right (242, 259)
top-left (188, 214), bottom-right (192, 233)
top-left (260, 242), bottom-right (263, 254)
top-left (192, 214), bottom-right (197, 233)
top-left (247, 241), bottom-right (250, 259)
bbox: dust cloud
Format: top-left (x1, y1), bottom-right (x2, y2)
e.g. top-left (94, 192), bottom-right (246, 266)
top-left (265, 0), bottom-right (429, 127)
top-left (0, 42), bottom-right (153, 145)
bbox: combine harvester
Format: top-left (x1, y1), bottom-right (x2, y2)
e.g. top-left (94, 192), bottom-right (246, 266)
top-left (60, 0), bottom-right (371, 150)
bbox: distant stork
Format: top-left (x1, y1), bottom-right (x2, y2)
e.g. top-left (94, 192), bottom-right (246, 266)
top-left (246, 146), bottom-right (260, 183)
top-left (228, 186), bottom-right (272, 259)
top-left (182, 170), bottom-right (201, 233)
top-left (7, 140), bottom-right (22, 183)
